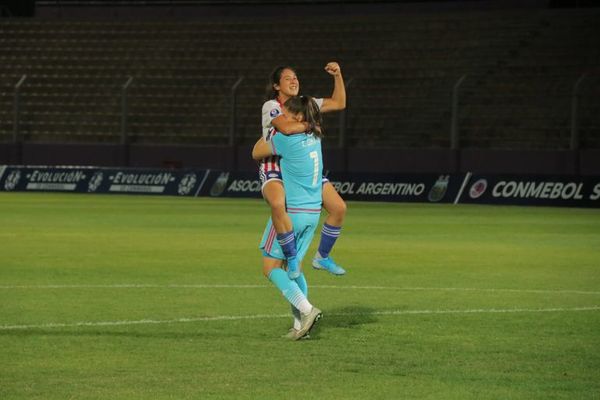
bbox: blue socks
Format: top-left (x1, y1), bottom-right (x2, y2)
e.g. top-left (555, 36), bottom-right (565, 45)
top-left (318, 223), bottom-right (342, 258)
top-left (277, 230), bottom-right (297, 260)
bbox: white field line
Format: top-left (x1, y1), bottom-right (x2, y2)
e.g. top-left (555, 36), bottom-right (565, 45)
top-left (0, 284), bottom-right (269, 289)
top-left (316, 285), bottom-right (600, 296)
top-left (1, 306), bottom-right (599, 331)
top-left (0, 284), bottom-right (599, 296)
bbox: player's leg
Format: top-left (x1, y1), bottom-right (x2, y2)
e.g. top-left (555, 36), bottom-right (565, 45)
top-left (289, 212), bottom-right (322, 339)
top-left (322, 180), bottom-right (346, 227)
top-left (262, 178), bottom-right (300, 279)
top-left (260, 219), bottom-right (321, 340)
top-left (314, 180), bottom-right (346, 275)
top-left (258, 222), bottom-right (301, 336)
top-left (262, 179), bottom-right (292, 233)
top-left (264, 212), bottom-right (322, 339)
top-left (262, 257), bottom-right (321, 340)
top-left (287, 272), bottom-right (308, 337)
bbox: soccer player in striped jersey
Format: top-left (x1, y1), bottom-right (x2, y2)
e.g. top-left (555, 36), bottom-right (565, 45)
top-left (259, 62), bottom-right (347, 278)
top-left (253, 96), bottom-right (325, 340)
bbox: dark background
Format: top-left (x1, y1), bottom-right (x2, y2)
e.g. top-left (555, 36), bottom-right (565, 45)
top-left (1, 0), bottom-right (598, 175)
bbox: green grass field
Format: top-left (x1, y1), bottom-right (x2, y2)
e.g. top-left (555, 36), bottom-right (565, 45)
top-left (1, 192), bottom-right (599, 399)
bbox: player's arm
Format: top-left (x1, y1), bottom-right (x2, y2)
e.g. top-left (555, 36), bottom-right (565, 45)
top-left (271, 114), bottom-right (309, 135)
top-left (263, 100), bottom-right (309, 136)
top-left (320, 61), bottom-right (346, 113)
top-left (252, 137), bottom-right (273, 161)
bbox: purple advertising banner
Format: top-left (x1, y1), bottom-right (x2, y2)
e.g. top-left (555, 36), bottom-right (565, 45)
top-left (0, 165), bottom-right (207, 196)
top-left (325, 172), bottom-right (462, 203)
top-left (1, 165), bottom-right (598, 208)
top-left (198, 170), bottom-right (465, 204)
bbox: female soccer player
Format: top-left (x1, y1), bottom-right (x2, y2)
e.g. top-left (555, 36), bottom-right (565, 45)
top-left (259, 63), bottom-right (347, 278)
top-left (253, 96), bottom-right (325, 340)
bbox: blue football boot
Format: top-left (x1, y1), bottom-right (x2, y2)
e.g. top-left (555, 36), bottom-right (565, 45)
top-left (312, 255), bottom-right (346, 276)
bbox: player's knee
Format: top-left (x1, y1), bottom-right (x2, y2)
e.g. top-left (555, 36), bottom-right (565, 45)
top-left (331, 198), bottom-right (347, 219)
top-left (262, 264), bottom-right (272, 278)
top-left (262, 263), bottom-right (279, 279)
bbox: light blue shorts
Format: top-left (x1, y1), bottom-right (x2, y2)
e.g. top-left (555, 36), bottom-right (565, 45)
top-left (259, 212), bottom-right (320, 262)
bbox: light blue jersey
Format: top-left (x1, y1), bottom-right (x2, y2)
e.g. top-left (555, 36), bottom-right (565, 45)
top-left (270, 132), bottom-right (323, 213)
top-left (260, 131), bottom-right (323, 261)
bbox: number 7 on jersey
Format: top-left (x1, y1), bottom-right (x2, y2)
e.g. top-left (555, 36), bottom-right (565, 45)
top-left (310, 151), bottom-right (319, 187)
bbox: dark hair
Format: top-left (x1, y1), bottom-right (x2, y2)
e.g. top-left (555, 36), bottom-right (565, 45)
top-left (284, 96), bottom-right (323, 139)
top-left (265, 65), bottom-right (297, 101)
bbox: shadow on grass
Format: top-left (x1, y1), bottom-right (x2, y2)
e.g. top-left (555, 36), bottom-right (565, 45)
top-left (309, 305), bottom-right (378, 340)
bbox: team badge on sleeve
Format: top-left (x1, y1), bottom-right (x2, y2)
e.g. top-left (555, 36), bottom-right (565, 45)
top-left (269, 108), bottom-right (281, 118)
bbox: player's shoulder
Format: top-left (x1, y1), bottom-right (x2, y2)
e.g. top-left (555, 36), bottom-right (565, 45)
top-left (262, 99), bottom-right (279, 109)
top-left (262, 99), bottom-right (282, 115)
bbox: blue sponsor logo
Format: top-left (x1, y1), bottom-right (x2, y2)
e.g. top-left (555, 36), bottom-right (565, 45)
top-left (269, 108), bottom-right (280, 118)
top-left (267, 172), bottom-right (280, 179)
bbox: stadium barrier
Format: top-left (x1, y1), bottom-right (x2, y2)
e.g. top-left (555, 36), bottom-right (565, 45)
top-left (458, 173), bottom-right (600, 208)
top-left (0, 165), bottom-right (598, 208)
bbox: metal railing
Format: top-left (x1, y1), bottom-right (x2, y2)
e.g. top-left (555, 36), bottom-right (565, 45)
top-left (6, 73), bottom-right (598, 151)
top-left (229, 76), bottom-right (244, 147)
top-left (120, 76), bottom-right (133, 145)
top-left (570, 73), bottom-right (587, 151)
top-left (13, 75), bottom-right (27, 145)
top-left (451, 74), bottom-right (467, 150)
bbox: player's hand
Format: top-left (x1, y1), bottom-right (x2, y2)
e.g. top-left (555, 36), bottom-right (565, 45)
top-left (324, 62), bottom-right (341, 77)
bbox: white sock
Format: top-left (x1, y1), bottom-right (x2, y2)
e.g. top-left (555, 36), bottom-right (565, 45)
top-left (296, 298), bottom-right (312, 315)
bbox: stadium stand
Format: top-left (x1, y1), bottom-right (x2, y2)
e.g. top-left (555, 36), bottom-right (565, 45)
top-left (0, 5), bottom-right (598, 150)
top-left (459, 9), bottom-right (600, 149)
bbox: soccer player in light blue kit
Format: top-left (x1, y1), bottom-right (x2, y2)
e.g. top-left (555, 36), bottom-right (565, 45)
top-left (252, 95), bottom-right (324, 340)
